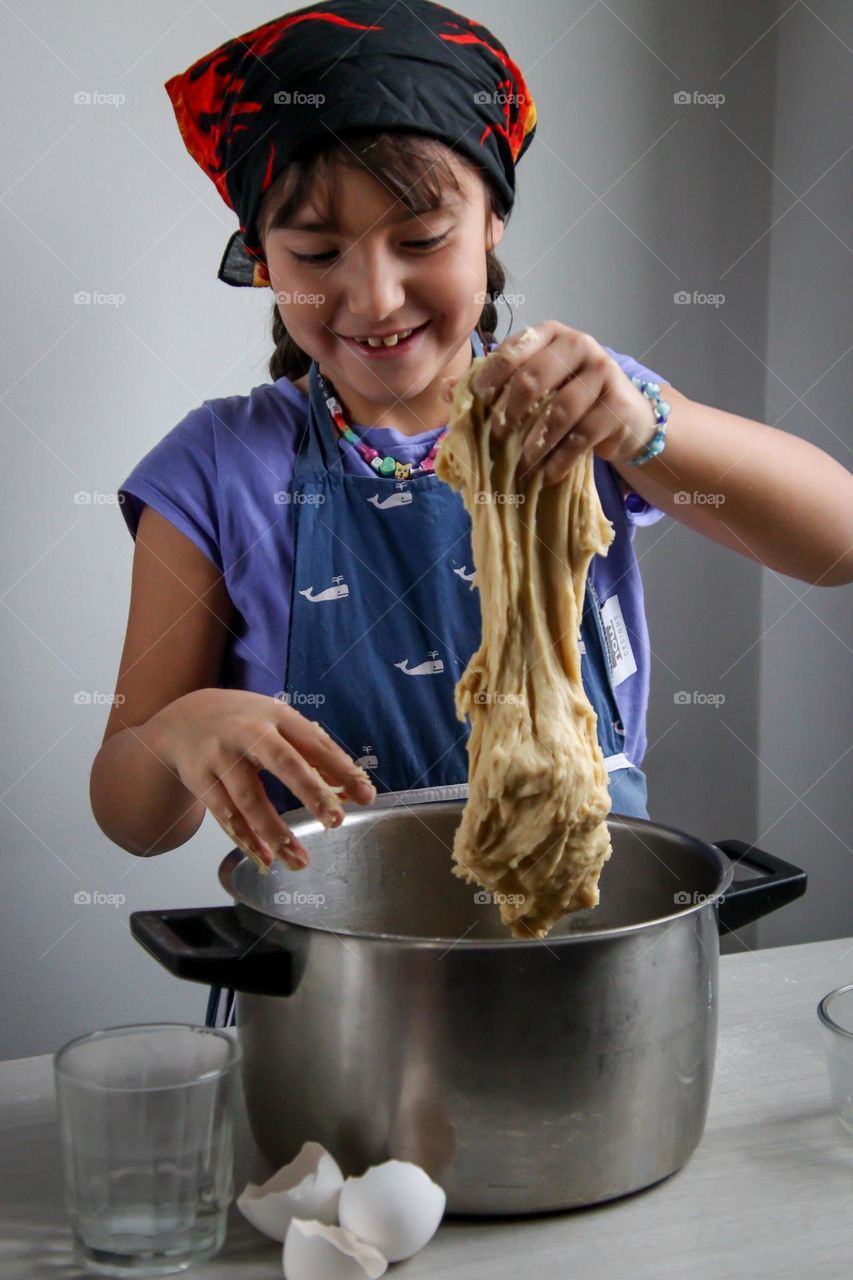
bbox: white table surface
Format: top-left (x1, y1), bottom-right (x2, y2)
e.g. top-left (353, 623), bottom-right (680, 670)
top-left (3, 937), bottom-right (853, 1280)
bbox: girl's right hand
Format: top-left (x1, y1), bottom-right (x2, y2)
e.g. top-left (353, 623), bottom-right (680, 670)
top-left (147, 689), bottom-right (376, 872)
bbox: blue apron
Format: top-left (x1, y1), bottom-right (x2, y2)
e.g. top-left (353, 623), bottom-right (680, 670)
top-left (205, 331), bottom-right (649, 1028)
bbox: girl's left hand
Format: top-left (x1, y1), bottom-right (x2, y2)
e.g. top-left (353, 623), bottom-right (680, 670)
top-left (469, 320), bottom-right (659, 486)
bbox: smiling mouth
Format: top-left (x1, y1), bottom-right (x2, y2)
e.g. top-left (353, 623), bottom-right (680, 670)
top-left (342, 320), bottom-right (430, 350)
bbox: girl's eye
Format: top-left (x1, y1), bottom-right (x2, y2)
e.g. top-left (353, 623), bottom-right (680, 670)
top-left (290, 232), bottom-right (450, 265)
top-left (405, 233), bottom-right (450, 250)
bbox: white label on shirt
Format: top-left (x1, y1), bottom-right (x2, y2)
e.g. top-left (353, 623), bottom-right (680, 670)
top-left (600, 593), bottom-right (637, 687)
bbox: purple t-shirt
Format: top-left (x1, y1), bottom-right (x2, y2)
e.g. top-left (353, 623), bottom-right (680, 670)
top-left (118, 344), bottom-right (668, 769)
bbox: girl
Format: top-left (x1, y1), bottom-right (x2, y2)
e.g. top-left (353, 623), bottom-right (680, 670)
top-left (91, 1), bottom-right (852, 1028)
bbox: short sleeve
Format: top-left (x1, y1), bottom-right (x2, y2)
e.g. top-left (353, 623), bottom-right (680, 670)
top-left (117, 403), bottom-right (223, 572)
top-left (601, 345), bottom-right (670, 528)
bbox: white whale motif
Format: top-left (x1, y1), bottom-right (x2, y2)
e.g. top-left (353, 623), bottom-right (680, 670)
top-left (453, 565), bottom-right (476, 583)
top-left (367, 491), bottom-right (413, 509)
top-left (355, 753), bottom-right (378, 769)
top-left (394, 658), bottom-right (445, 676)
top-left (298, 582), bottom-right (349, 603)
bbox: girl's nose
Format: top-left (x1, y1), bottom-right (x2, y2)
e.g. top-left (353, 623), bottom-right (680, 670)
top-left (343, 249), bottom-right (407, 321)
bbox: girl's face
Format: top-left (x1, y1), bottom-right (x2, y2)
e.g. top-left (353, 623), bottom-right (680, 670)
top-left (261, 153), bottom-right (504, 433)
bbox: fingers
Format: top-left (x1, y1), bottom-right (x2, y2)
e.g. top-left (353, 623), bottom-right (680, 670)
top-left (501, 344), bottom-right (579, 442)
top-left (236, 733), bottom-right (348, 830)
top-left (470, 324), bottom-right (552, 431)
top-left (200, 773), bottom-right (309, 873)
top-left (509, 360), bottom-right (612, 483)
top-left (274, 710), bottom-right (377, 806)
top-left (196, 707), bottom-right (381, 877)
top-left (516, 377), bottom-right (595, 481)
top-left (537, 415), bottom-right (604, 486)
top-left (226, 722), bottom-right (370, 839)
top-left (473, 328), bottom-right (602, 452)
top-left (538, 432), bottom-right (591, 488)
top-left (536, 390), bottom-right (631, 485)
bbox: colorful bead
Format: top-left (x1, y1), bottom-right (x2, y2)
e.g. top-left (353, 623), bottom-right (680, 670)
top-left (627, 376), bottom-right (671, 466)
top-left (316, 365), bottom-right (447, 479)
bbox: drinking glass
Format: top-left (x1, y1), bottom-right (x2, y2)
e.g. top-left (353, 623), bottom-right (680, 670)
top-left (54, 1023), bottom-right (241, 1276)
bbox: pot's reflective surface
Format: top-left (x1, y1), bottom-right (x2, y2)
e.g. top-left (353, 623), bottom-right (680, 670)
top-left (225, 797), bottom-right (725, 1213)
top-left (221, 798), bottom-right (731, 944)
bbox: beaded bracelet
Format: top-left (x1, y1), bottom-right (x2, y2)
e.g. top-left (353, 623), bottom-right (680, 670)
top-left (626, 376), bottom-right (671, 466)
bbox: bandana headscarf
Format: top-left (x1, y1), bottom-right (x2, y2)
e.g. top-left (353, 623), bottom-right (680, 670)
top-left (164, 0), bottom-right (537, 287)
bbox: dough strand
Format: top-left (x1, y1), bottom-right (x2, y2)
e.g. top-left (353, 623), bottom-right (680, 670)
top-left (435, 353), bottom-right (616, 939)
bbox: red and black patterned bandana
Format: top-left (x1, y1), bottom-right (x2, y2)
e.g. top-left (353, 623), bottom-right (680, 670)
top-left (164, 0), bottom-right (537, 287)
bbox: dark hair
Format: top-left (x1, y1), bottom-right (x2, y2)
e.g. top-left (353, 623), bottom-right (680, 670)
top-left (260, 131), bottom-right (511, 383)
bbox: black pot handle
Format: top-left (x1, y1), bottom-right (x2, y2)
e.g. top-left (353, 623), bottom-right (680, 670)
top-left (712, 840), bottom-right (807, 935)
top-left (130, 907), bottom-right (298, 996)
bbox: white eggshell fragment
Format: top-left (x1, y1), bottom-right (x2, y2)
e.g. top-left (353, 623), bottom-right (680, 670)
top-left (283, 1219), bottom-right (388, 1280)
top-left (337, 1160), bottom-right (446, 1263)
top-left (237, 1141), bottom-right (344, 1242)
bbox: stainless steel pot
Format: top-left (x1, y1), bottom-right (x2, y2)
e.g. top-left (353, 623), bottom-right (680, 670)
top-left (131, 787), bottom-right (805, 1214)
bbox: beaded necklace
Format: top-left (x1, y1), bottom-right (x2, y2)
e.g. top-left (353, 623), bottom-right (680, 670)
top-left (315, 365), bottom-right (446, 481)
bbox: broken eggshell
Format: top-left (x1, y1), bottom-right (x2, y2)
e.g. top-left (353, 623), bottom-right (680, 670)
top-left (237, 1141), bottom-right (344, 1243)
top-left (283, 1219), bottom-right (388, 1280)
top-left (337, 1160), bottom-right (446, 1263)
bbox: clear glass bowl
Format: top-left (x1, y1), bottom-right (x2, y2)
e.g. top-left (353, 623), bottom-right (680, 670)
top-left (817, 984), bottom-right (853, 1136)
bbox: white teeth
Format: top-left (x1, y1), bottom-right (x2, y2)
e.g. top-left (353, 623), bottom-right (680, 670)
top-left (358, 327), bottom-right (414, 348)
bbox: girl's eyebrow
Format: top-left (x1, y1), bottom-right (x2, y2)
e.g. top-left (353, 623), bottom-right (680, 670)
top-left (276, 194), bottom-right (463, 235)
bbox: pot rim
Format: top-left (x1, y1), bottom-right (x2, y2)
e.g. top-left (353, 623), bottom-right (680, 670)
top-left (220, 805), bottom-right (736, 950)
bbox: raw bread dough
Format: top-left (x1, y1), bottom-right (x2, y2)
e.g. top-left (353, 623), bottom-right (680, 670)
top-left (435, 344), bottom-right (616, 939)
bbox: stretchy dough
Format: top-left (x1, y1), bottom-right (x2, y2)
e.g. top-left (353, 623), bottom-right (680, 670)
top-left (435, 340), bottom-right (616, 939)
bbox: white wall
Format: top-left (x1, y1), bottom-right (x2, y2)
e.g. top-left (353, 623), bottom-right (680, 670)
top-left (755, 0), bottom-right (853, 947)
top-left (2, 1), bottom-right (850, 1059)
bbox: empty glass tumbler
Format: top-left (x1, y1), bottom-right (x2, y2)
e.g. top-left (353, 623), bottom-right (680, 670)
top-left (53, 1023), bottom-right (241, 1276)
